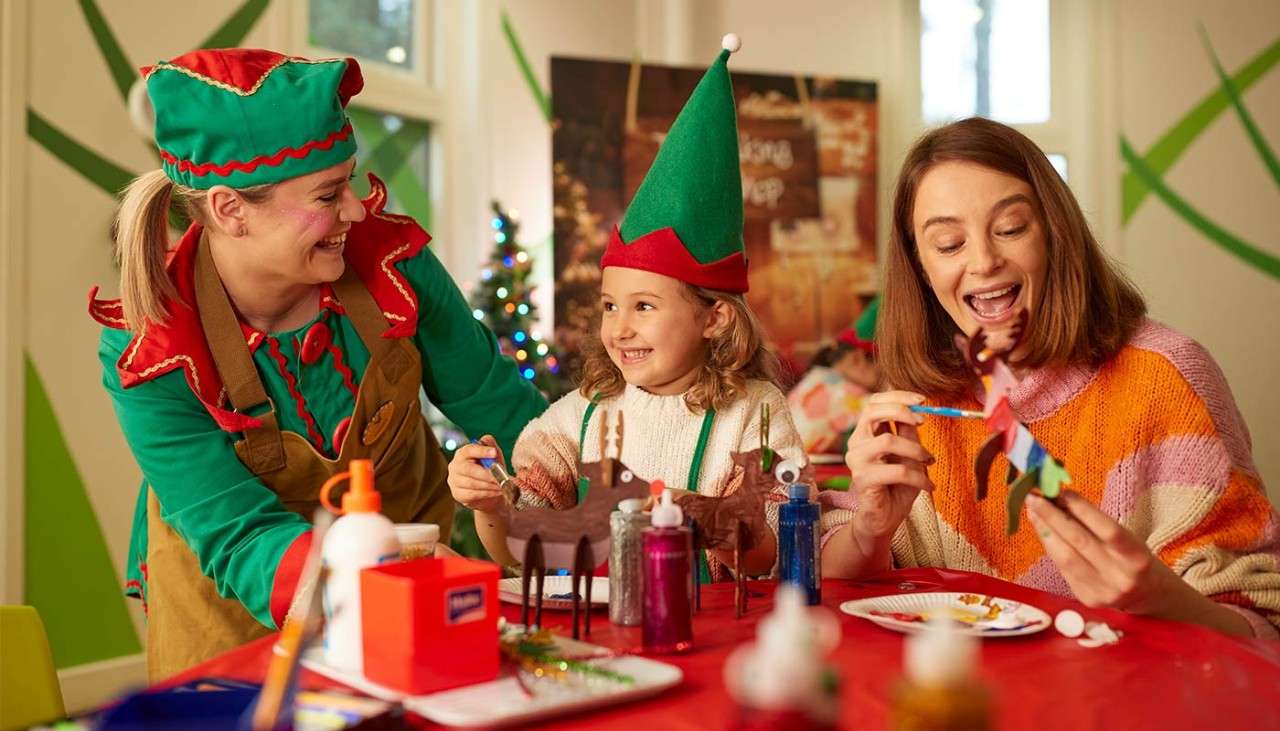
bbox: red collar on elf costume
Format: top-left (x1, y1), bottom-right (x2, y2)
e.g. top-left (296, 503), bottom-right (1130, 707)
top-left (601, 35), bottom-right (751, 294)
top-left (88, 175), bottom-right (427, 432)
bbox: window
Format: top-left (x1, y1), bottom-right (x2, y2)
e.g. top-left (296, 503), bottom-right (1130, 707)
top-left (920, 0), bottom-right (1050, 125)
top-left (298, 0), bottom-right (437, 224)
top-left (347, 108), bottom-right (432, 227)
top-left (1046, 152), bottom-right (1068, 182)
top-left (918, 0), bottom-right (1078, 188)
top-left (309, 0), bottom-right (417, 71)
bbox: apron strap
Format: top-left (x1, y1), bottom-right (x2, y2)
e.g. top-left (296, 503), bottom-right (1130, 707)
top-left (330, 266), bottom-right (414, 385)
top-left (575, 395), bottom-right (601, 504)
top-left (194, 235), bottom-right (286, 474)
top-left (686, 408), bottom-right (715, 585)
top-left (686, 408), bottom-right (715, 493)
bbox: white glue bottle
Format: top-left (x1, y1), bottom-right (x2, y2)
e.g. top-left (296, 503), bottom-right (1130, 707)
top-left (724, 584), bottom-right (842, 729)
top-left (319, 458), bottom-right (399, 673)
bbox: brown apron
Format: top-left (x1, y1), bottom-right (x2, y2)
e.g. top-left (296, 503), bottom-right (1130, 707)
top-left (143, 237), bottom-right (453, 680)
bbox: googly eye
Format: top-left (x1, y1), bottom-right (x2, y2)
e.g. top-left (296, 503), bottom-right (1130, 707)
top-left (774, 459), bottom-right (801, 484)
top-left (620, 469), bottom-right (634, 483)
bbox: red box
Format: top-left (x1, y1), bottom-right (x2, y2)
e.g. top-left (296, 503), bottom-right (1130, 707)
top-left (360, 556), bottom-right (500, 694)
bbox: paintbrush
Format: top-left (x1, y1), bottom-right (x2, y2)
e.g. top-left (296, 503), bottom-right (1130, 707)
top-left (246, 510), bottom-right (333, 731)
top-left (909, 404), bottom-right (985, 419)
top-left (473, 438), bottom-right (521, 505)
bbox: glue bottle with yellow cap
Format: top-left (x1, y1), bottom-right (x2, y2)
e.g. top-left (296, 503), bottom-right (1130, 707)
top-left (319, 459), bottom-right (399, 673)
top-left (890, 613), bottom-right (994, 730)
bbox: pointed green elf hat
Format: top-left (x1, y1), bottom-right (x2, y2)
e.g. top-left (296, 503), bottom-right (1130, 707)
top-left (142, 48), bottom-right (363, 189)
top-left (601, 34), bottom-right (749, 293)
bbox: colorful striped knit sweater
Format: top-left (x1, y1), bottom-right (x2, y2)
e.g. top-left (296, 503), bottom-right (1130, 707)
top-left (887, 319), bottom-right (1280, 637)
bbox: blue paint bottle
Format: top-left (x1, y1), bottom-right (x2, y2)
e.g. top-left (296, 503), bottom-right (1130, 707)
top-left (778, 483), bottom-right (821, 605)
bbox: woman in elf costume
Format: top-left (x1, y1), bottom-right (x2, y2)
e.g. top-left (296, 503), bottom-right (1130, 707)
top-left (90, 49), bottom-right (547, 678)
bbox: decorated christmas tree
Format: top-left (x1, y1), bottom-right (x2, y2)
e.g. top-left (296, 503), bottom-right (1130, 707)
top-left (431, 202), bottom-right (571, 558)
top-left (550, 161), bottom-right (610, 382)
top-left (469, 201), bottom-right (572, 399)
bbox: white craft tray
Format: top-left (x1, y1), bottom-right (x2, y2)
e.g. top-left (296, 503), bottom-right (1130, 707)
top-left (299, 632), bottom-right (682, 728)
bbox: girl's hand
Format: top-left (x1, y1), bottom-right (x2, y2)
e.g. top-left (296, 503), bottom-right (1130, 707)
top-left (1025, 492), bottom-right (1252, 635)
top-left (843, 391), bottom-right (935, 541)
top-left (447, 436), bottom-right (507, 513)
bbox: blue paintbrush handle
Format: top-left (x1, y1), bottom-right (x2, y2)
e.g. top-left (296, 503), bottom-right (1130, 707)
top-left (909, 404), bottom-right (984, 419)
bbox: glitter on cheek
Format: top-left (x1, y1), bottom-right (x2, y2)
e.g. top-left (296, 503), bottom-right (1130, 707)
top-left (281, 206), bottom-right (335, 244)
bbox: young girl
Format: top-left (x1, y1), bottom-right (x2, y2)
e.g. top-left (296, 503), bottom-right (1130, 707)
top-left (449, 35), bottom-right (849, 578)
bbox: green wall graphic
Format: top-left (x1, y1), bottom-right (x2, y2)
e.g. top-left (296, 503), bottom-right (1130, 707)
top-left (24, 357), bottom-right (141, 668)
top-left (1120, 30), bottom-right (1280, 280)
top-left (23, 0), bottom-right (440, 667)
top-left (22, 0), bottom-right (269, 668)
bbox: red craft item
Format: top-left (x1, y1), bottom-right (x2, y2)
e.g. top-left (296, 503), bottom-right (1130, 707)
top-left (360, 556), bottom-right (500, 695)
top-left (984, 397), bottom-right (1015, 435)
top-left (300, 321), bottom-right (332, 364)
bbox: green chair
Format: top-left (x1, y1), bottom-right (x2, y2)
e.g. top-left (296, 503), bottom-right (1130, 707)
top-left (0, 605), bottom-right (66, 731)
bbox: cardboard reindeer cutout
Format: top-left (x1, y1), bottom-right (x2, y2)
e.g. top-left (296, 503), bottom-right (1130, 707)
top-left (959, 310), bottom-right (1073, 534)
top-left (500, 409), bottom-right (649, 638)
top-left (670, 405), bottom-right (811, 617)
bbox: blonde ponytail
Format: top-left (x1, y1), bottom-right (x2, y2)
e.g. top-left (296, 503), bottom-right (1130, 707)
top-left (114, 170), bottom-right (178, 330)
top-left (113, 170), bottom-right (277, 330)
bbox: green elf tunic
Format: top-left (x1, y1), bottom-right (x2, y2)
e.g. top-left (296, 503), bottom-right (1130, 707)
top-left (91, 177), bottom-right (547, 654)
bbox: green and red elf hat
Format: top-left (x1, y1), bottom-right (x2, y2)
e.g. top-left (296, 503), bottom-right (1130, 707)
top-left (601, 34), bottom-right (749, 293)
top-left (141, 48), bottom-right (363, 189)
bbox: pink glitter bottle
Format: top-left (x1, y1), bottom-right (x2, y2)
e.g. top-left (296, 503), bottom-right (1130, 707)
top-left (642, 481), bottom-right (694, 654)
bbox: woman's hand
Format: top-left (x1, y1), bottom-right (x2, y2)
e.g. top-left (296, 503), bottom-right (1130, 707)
top-left (844, 391), bottom-right (935, 540)
top-left (1026, 492), bottom-right (1253, 636)
top-left (446, 435), bottom-right (508, 514)
top-left (823, 391), bottom-right (935, 579)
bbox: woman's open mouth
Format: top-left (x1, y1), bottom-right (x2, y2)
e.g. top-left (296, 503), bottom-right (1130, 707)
top-left (315, 232), bottom-right (346, 253)
top-left (964, 283), bottom-right (1022, 323)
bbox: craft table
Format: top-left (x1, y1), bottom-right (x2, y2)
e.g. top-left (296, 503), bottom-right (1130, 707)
top-left (162, 568), bottom-right (1280, 729)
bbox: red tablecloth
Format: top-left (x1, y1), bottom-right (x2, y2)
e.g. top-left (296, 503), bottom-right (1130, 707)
top-left (165, 568), bottom-right (1280, 730)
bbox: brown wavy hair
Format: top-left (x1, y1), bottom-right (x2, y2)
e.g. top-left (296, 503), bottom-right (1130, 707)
top-left (577, 284), bottom-right (780, 412)
top-left (880, 117), bottom-right (1146, 398)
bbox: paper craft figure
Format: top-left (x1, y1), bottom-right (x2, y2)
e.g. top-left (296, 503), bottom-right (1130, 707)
top-left (958, 310), bottom-right (1072, 534)
top-left (670, 405), bottom-right (810, 617)
top-left (500, 409), bottom-right (650, 639)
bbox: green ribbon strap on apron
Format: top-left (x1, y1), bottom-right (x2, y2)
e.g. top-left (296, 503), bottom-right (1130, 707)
top-left (687, 409), bottom-right (715, 585)
top-left (576, 395), bottom-right (601, 504)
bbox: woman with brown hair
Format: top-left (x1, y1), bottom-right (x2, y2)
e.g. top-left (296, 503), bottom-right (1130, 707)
top-left (827, 117), bottom-right (1280, 637)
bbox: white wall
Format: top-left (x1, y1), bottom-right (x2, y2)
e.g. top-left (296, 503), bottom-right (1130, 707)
top-left (3, 0), bottom-right (1275, 713)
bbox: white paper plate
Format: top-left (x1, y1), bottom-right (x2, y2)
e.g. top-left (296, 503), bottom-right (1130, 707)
top-left (498, 575), bottom-right (609, 609)
top-left (299, 632), bottom-right (682, 728)
top-left (839, 591), bottom-right (1051, 637)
